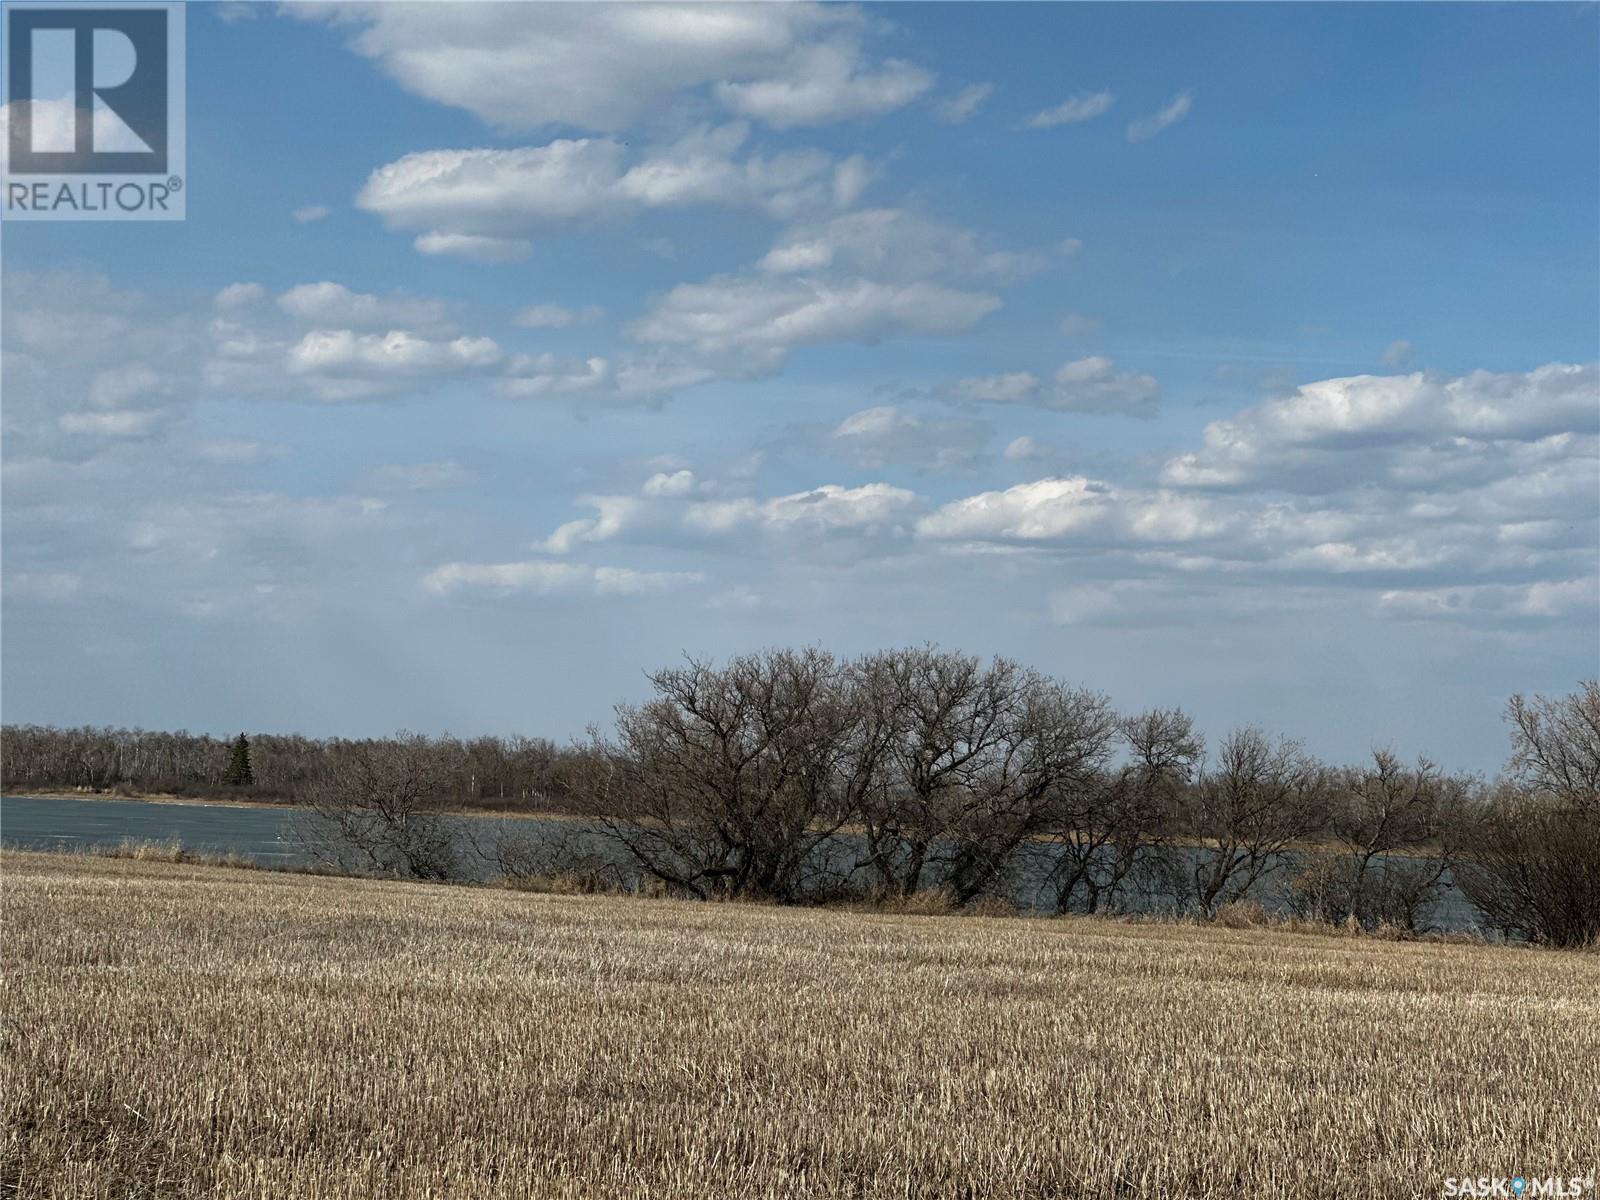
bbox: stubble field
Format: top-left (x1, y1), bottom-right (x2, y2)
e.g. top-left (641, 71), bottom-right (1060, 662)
top-left (2, 850), bottom-right (1596, 1198)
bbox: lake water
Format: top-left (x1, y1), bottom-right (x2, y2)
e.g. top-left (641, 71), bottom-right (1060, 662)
top-left (2, 794), bottom-right (306, 865)
top-left (0, 794), bottom-right (1482, 932)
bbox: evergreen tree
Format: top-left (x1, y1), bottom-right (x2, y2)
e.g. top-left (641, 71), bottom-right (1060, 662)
top-left (223, 733), bottom-right (254, 787)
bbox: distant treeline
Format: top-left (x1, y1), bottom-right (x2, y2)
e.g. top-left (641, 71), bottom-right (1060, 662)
top-left (4, 651), bottom-right (1596, 946)
top-left (0, 726), bottom-right (586, 814)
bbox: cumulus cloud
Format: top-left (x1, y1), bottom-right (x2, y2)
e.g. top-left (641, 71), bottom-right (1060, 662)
top-left (0, 96), bottom-right (153, 171)
top-left (827, 406), bottom-right (990, 471)
top-left (413, 232), bottom-right (533, 264)
top-left (121, 492), bottom-right (392, 613)
top-left (358, 124), bottom-right (870, 255)
top-left (89, 365), bottom-right (167, 409)
top-left (288, 330), bottom-right (502, 386)
top-left (542, 474), bottom-right (923, 557)
top-left (1161, 364), bottom-right (1600, 490)
top-left (497, 353), bottom-right (614, 399)
top-left (299, 2), bottom-right (932, 133)
top-left (758, 208), bottom-right (1046, 283)
top-left (896, 362), bottom-right (1598, 627)
top-left (1, 271), bottom-right (203, 464)
top-left (214, 282), bottom-right (265, 310)
top-left (423, 560), bottom-right (701, 598)
top-left (1001, 435), bottom-right (1075, 466)
top-left (59, 410), bottom-right (166, 438)
top-left (204, 280), bottom-right (532, 402)
top-left (955, 356), bottom-right (1161, 417)
top-left (633, 275), bottom-right (1000, 373)
top-left (934, 83), bottom-right (994, 124)
top-left (1127, 89), bottom-right (1194, 142)
top-left (716, 41), bottom-right (932, 128)
top-left (624, 208), bottom-right (1041, 376)
top-left (513, 304), bottom-right (605, 329)
top-left (277, 282), bottom-right (456, 336)
top-left (1378, 577), bottom-right (1598, 624)
top-left (1025, 90), bottom-right (1114, 129)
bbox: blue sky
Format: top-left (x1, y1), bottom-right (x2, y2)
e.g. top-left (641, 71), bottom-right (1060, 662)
top-left (3, 1), bottom-right (1596, 773)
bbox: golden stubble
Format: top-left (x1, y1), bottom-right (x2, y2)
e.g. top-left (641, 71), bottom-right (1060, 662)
top-left (3, 851), bottom-right (1596, 1199)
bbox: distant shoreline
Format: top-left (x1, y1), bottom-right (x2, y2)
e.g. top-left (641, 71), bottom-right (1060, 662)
top-left (2, 790), bottom-right (1449, 859)
top-left (0, 790), bottom-right (585, 824)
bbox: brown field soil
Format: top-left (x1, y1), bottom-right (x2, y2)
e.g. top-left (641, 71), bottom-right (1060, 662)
top-left (2, 850), bottom-right (1596, 1199)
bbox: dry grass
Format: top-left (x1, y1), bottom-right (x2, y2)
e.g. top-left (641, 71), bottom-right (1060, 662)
top-left (2, 850), bottom-right (1596, 1199)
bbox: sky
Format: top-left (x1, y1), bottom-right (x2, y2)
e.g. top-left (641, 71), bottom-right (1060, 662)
top-left (2, 1), bottom-right (1597, 775)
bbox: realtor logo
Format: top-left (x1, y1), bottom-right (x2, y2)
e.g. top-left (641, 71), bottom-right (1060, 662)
top-left (3, 2), bottom-right (186, 219)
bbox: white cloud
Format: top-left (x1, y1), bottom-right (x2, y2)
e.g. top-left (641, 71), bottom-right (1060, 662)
top-left (196, 439), bottom-right (284, 465)
top-left (0, 271), bottom-right (201, 460)
top-left (366, 460), bottom-right (476, 491)
top-left (1003, 435), bottom-right (1050, 462)
top-left (542, 475), bottom-right (924, 556)
top-left (299, 2), bottom-right (931, 133)
top-left (413, 232), bottom-right (533, 264)
top-left (900, 361), bottom-right (1597, 627)
top-left (828, 406), bottom-right (989, 471)
top-left (1162, 364), bottom-right (1600, 490)
top-left (358, 125), bottom-right (868, 254)
top-left (206, 285), bottom-right (495, 405)
top-left (423, 559), bottom-right (701, 598)
top-left (214, 282), bottom-right (265, 310)
top-left (642, 469), bottom-right (699, 498)
top-left (89, 365), bottom-right (165, 408)
top-left (513, 304), bottom-right (605, 329)
top-left (0, 96), bottom-right (154, 170)
top-left (956, 356), bottom-right (1161, 417)
top-left (918, 477), bottom-right (1122, 542)
top-left (125, 493), bottom-right (389, 576)
top-left (633, 275), bottom-right (999, 373)
top-left (293, 204), bottom-right (331, 224)
top-left (758, 208), bottom-right (1046, 284)
top-left (1381, 339), bottom-right (1415, 367)
top-left (1025, 90), bottom-right (1114, 129)
top-left (1378, 577), bottom-right (1598, 624)
top-left (277, 282), bottom-right (456, 336)
top-left (59, 409), bottom-right (165, 438)
top-left (1127, 89), bottom-right (1194, 142)
top-left (1058, 312), bottom-right (1102, 338)
top-left (497, 353), bottom-right (613, 399)
top-left (715, 41), bottom-right (932, 128)
top-left (934, 83), bottom-right (994, 124)
top-left (289, 330), bottom-right (502, 376)
top-left (283, 330), bottom-right (504, 399)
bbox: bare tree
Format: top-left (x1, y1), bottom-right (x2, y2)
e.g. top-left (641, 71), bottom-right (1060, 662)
top-left (1505, 681), bottom-right (1600, 810)
top-left (1288, 750), bottom-right (1471, 931)
top-left (1172, 729), bottom-right (1328, 916)
top-left (1047, 708), bottom-right (1202, 914)
top-left (1456, 683), bottom-right (1600, 947)
top-left (575, 649), bottom-right (857, 902)
top-left (1456, 783), bottom-right (1600, 947)
top-left (848, 649), bottom-right (1115, 905)
top-left (296, 734), bottom-right (460, 881)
